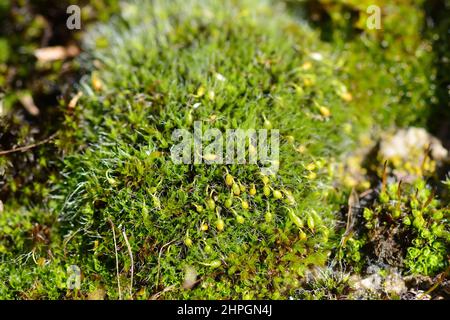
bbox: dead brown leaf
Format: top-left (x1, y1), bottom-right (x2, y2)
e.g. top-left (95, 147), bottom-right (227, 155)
top-left (19, 93), bottom-right (40, 116)
top-left (34, 44), bottom-right (80, 62)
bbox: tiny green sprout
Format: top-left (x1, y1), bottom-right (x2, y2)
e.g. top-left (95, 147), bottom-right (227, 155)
top-left (224, 198), bottom-right (233, 208)
top-left (403, 216), bottom-right (411, 226)
top-left (412, 209), bottom-right (422, 218)
top-left (232, 183), bottom-right (241, 196)
top-left (195, 204), bottom-right (204, 213)
top-left (432, 211), bottom-right (443, 221)
top-left (263, 185), bottom-right (271, 197)
top-left (413, 215), bottom-right (425, 229)
top-left (420, 229), bottom-right (431, 239)
top-left (249, 184), bottom-right (256, 196)
top-left (432, 224), bottom-right (444, 237)
top-left (410, 198), bottom-right (419, 209)
top-left (363, 208), bottom-right (373, 220)
top-left (273, 190), bottom-right (283, 200)
top-left (379, 192), bottom-right (389, 204)
top-left (392, 209), bottom-right (401, 219)
top-left (225, 174), bottom-right (234, 186)
top-left (207, 198), bottom-right (216, 210)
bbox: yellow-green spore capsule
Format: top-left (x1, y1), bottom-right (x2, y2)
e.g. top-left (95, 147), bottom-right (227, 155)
top-left (265, 211), bottom-right (273, 223)
top-left (207, 198), bottom-right (216, 210)
top-left (236, 215), bottom-right (245, 224)
top-left (263, 186), bottom-right (271, 197)
top-left (249, 184), bottom-right (257, 196)
top-left (225, 174), bottom-right (234, 186)
top-left (184, 237), bottom-right (193, 247)
top-left (216, 219), bottom-right (225, 231)
top-left (232, 183), bottom-right (241, 196)
top-left (224, 198), bottom-right (233, 208)
top-left (273, 190), bottom-right (283, 199)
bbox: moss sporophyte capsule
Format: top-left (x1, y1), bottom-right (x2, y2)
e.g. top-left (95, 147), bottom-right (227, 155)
top-left (207, 199), bottom-right (216, 210)
top-left (307, 215), bottom-right (315, 232)
top-left (299, 231), bottom-right (307, 241)
top-left (200, 223), bottom-right (209, 231)
top-left (236, 215), bottom-right (245, 224)
top-left (273, 190), bottom-right (283, 199)
top-left (262, 114), bottom-right (272, 130)
top-left (265, 211), bottom-right (273, 223)
top-left (185, 237), bottom-right (193, 247)
top-left (249, 184), bottom-right (256, 196)
top-left (224, 198), bottom-right (233, 208)
top-left (225, 174), bottom-right (234, 186)
top-left (263, 186), bottom-right (271, 197)
top-left (232, 183), bottom-right (241, 196)
top-left (209, 260), bottom-right (222, 269)
top-left (288, 209), bottom-right (303, 229)
top-left (216, 219), bottom-right (225, 231)
top-left (195, 204), bottom-right (204, 213)
top-left (204, 244), bottom-right (213, 254)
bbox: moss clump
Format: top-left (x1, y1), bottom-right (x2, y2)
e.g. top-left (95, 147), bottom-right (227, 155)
top-left (59, 0), bottom-right (350, 299)
top-left (341, 178), bottom-right (449, 276)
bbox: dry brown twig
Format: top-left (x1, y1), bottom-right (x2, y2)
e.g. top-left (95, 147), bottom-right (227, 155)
top-left (0, 132), bottom-right (58, 156)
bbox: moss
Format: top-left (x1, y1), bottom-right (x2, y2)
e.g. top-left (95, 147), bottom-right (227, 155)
top-left (340, 177), bottom-right (449, 276)
top-left (57, 0), bottom-right (350, 299)
top-left (0, 0), bottom-right (120, 204)
top-left (0, 0), bottom-right (445, 299)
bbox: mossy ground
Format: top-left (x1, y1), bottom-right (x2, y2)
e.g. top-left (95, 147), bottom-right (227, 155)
top-left (0, 0), bottom-right (448, 299)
